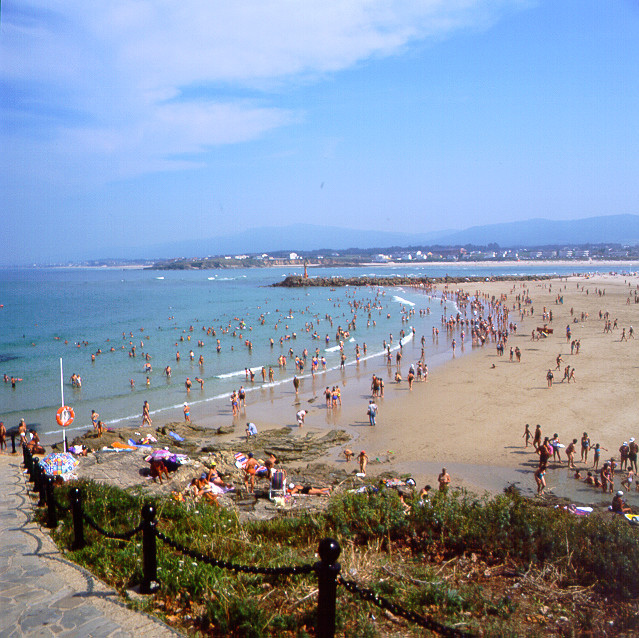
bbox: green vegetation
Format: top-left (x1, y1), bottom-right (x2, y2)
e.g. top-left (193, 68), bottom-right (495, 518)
top-left (42, 481), bottom-right (639, 636)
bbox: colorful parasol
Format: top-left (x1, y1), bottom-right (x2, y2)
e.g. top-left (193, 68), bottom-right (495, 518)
top-left (41, 452), bottom-right (80, 476)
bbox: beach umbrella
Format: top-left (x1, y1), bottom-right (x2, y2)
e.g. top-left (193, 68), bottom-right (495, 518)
top-left (41, 452), bottom-right (79, 476)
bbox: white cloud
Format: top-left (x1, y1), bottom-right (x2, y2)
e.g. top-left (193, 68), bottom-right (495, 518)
top-left (1, 0), bottom-right (522, 181)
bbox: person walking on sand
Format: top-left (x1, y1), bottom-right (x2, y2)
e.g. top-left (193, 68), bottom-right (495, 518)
top-left (142, 401), bottom-right (152, 426)
top-left (534, 465), bottom-right (547, 495)
top-left (293, 376), bottom-right (300, 395)
top-left (522, 423), bottom-right (532, 447)
top-left (0, 421), bottom-right (6, 452)
top-left (367, 399), bottom-right (378, 426)
top-left (91, 410), bottom-right (99, 430)
top-left (533, 424), bottom-right (542, 451)
top-left (546, 369), bottom-right (554, 388)
top-left (357, 450), bottom-right (369, 475)
top-left (183, 402), bottom-right (190, 423)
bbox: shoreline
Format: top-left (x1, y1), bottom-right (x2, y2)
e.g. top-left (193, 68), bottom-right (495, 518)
top-left (160, 271), bottom-right (639, 505)
top-left (34, 272), bottom-right (639, 507)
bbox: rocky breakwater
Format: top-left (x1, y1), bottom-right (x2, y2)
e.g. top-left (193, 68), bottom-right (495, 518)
top-left (273, 274), bottom-right (552, 288)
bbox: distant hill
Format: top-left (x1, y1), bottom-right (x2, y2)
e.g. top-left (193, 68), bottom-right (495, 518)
top-left (434, 214), bottom-right (639, 247)
top-left (58, 214), bottom-right (638, 264)
top-left (139, 215), bottom-right (637, 259)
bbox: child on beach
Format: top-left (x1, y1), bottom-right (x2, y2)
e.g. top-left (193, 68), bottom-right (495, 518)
top-left (357, 450), bottom-right (369, 475)
top-left (591, 443), bottom-right (607, 469)
top-left (522, 423), bottom-right (531, 447)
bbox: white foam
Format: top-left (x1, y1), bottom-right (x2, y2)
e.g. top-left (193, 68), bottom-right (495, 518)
top-left (216, 368), bottom-right (258, 379)
top-left (392, 295), bottom-right (415, 307)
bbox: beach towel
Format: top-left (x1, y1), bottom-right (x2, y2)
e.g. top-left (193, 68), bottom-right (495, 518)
top-left (563, 505), bottom-right (593, 516)
top-left (128, 438), bottom-right (153, 449)
top-left (234, 452), bottom-right (248, 468)
top-left (111, 441), bottom-right (137, 450)
top-left (168, 431), bottom-right (185, 441)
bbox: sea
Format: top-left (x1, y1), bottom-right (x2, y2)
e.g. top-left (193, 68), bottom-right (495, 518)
top-left (0, 262), bottom-right (631, 446)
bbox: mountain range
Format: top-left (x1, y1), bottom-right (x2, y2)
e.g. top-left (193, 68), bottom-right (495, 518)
top-left (132, 214), bottom-right (639, 260)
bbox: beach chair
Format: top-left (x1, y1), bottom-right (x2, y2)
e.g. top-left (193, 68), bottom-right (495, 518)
top-left (269, 469), bottom-right (287, 500)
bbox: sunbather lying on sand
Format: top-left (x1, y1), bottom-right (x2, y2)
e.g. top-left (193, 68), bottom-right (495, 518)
top-left (287, 483), bottom-right (331, 496)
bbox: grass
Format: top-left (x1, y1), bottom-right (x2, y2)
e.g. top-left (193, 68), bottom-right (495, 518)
top-left (40, 480), bottom-right (639, 636)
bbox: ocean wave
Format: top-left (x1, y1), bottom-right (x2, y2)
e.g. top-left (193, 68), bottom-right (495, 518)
top-left (392, 295), bottom-right (415, 307)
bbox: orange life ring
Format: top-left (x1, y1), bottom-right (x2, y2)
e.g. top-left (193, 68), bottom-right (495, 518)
top-left (56, 405), bottom-right (75, 427)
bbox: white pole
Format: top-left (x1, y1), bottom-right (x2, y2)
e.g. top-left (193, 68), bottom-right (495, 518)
top-left (60, 358), bottom-right (67, 453)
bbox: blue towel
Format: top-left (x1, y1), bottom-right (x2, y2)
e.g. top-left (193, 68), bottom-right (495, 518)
top-left (168, 431), bottom-right (185, 442)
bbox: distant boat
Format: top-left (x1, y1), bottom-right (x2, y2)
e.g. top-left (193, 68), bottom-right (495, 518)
top-left (155, 276), bottom-right (164, 280)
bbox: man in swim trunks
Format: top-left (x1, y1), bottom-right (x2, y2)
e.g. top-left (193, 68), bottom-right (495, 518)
top-left (183, 403), bottom-right (190, 422)
top-left (533, 424), bottom-right (542, 451)
top-left (244, 453), bottom-right (259, 493)
top-left (0, 421), bottom-right (6, 452)
top-left (629, 438), bottom-right (638, 473)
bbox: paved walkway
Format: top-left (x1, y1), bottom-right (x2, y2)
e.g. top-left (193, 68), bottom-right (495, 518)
top-left (0, 454), bottom-right (181, 638)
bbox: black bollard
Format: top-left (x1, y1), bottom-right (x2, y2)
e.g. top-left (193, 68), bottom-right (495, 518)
top-left (141, 504), bottom-right (159, 594)
top-left (10, 432), bottom-right (16, 454)
top-left (46, 476), bottom-right (57, 528)
top-left (38, 468), bottom-right (47, 507)
top-left (29, 456), bottom-right (39, 483)
top-left (70, 488), bottom-right (85, 550)
top-left (32, 459), bottom-right (41, 493)
top-left (316, 538), bottom-right (341, 638)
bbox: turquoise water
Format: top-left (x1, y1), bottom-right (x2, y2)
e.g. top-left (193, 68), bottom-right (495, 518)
top-left (0, 263), bottom-right (619, 440)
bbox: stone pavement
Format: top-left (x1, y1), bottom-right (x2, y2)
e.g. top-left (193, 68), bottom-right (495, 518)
top-left (0, 454), bottom-right (181, 638)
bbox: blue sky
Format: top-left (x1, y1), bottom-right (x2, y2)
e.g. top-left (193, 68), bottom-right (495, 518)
top-left (2, 0), bottom-right (638, 264)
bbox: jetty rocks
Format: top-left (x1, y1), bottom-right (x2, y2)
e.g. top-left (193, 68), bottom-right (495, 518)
top-left (273, 274), bottom-right (551, 288)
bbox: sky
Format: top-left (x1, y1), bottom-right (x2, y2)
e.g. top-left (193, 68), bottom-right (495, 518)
top-left (2, 0), bottom-right (639, 264)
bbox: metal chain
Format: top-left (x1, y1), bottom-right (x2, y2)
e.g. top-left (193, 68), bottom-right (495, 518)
top-left (338, 575), bottom-right (476, 638)
top-left (155, 528), bottom-right (314, 576)
top-left (82, 512), bottom-right (143, 540)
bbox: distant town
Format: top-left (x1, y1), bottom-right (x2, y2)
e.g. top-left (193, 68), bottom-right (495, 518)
top-left (150, 241), bottom-right (639, 270)
top-left (46, 242), bottom-right (639, 270)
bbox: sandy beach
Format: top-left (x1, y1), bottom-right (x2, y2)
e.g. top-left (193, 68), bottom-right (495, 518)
top-left (162, 272), bottom-right (639, 502)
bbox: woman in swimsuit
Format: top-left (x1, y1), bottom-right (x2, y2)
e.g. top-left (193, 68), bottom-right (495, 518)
top-left (534, 467), bottom-right (546, 494)
top-left (580, 432), bottom-right (590, 462)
